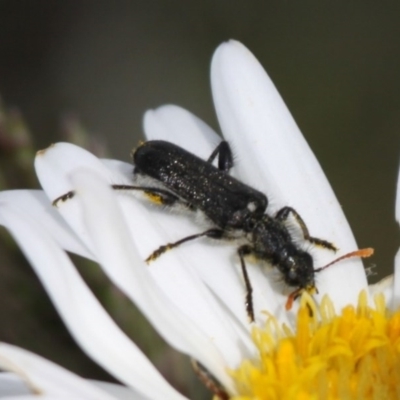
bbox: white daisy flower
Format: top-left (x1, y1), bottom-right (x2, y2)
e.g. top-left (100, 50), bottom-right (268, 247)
top-left (0, 40), bottom-right (399, 399)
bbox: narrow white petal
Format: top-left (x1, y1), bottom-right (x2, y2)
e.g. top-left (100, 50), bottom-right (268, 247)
top-left (34, 145), bottom-right (138, 259)
top-left (100, 159), bottom-right (135, 183)
top-left (117, 194), bottom-right (256, 354)
top-left (35, 143), bottom-right (113, 254)
top-left (396, 163), bottom-right (400, 223)
top-left (393, 249), bottom-right (400, 309)
top-left (211, 40), bottom-right (367, 310)
top-left (0, 396), bottom-right (61, 400)
top-left (0, 190), bottom-right (92, 259)
top-left (92, 381), bottom-right (145, 400)
top-left (69, 168), bottom-right (238, 389)
top-left (0, 343), bottom-right (119, 400)
top-left (393, 166), bottom-right (400, 308)
top-left (0, 374), bottom-right (140, 400)
top-left (143, 104), bottom-right (221, 159)
top-left (369, 275), bottom-right (394, 307)
top-left (0, 373), bottom-right (30, 396)
top-left (35, 143), bottom-right (115, 201)
top-left (0, 203), bottom-right (188, 400)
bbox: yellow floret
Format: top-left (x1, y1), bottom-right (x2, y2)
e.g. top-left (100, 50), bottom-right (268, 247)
top-left (230, 291), bottom-right (400, 400)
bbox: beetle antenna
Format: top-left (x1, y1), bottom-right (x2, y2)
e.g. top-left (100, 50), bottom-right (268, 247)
top-left (314, 247), bottom-right (374, 273)
top-left (285, 247), bottom-right (374, 311)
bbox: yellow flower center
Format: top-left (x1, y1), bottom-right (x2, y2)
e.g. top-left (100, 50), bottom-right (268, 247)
top-left (230, 291), bottom-right (400, 400)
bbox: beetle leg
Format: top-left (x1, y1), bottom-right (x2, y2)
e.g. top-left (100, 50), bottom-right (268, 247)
top-left (112, 184), bottom-right (180, 206)
top-left (275, 206), bottom-right (337, 252)
top-left (52, 185), bottom-right (180, 207)
top-left (146, 228), bottom-right (225, 262)
top-left (207, 141), bottom-right (233, 172)
top-left (238, 245), bottom-right (255, 322)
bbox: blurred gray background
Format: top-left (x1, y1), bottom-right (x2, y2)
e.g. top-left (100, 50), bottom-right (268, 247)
top-left (0, 1), bottom-right (399, 398)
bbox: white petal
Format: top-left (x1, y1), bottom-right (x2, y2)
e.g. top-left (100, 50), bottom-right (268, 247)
top-left (35, 143), bottom-right (139, 260)
top-left (100, 159), bottom-right (135, 182)
top-left (0, 375), bottom-right (140, 400)
top-left (0, 373), bottom-right (30, 396)
top-left (0, 190), bottom-right (92, 259)
top-left (35, 143), bottom-right (113, 254)
top-left (0, 396), bottom-right (61, 400)
top-left (0, 343), bottom-right (119, 400)
top-left (116, 193), bottom-right (256, 355)
top-left (211, 40), bottom-right (367, 310)
top-left (369, 275), bottom-right (394, 307)
top-left (393, 166), bottom-right (400, 308)
top-left (143, 104), bottom-right (221, 159)
top-left (68, 169), bottom-right (236, 390)
top-left (396, 163), bottom-right (400, 223)
top-left (92, 381), bottom-right (144, 400)
top-left (0, 203), bottom-right (188, 400)
top-left (393, 249), bottom-right (400, 309)
top-left (35, 143), bottom-right (117, 201)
